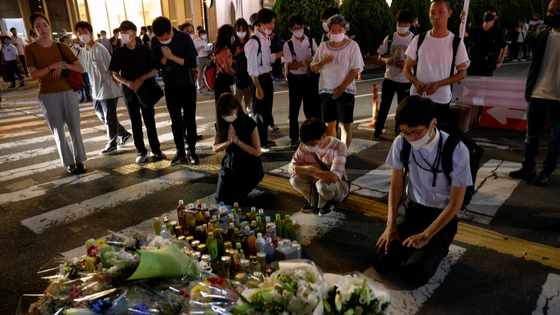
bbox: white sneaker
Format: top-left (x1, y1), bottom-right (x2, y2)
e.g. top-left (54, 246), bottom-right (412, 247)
top-left (136, 153), bottom-right (148, 163)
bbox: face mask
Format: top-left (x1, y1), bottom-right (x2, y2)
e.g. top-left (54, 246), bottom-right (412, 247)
top-left (483, 13), bottom-right (496, 23)
top-left (397, 25), bottom-right (409, 34)
top-left (222, 112), bottom-right (237, 123)
top-left (101, 35), bottom-right (106, 39)
top-left (406, 121), bottom-right (435, 150)
top-left (330, 33), bottom-right (345, 43)
top-left (202, 34), bottom-right (208, 40)
top-left (79, 34), bottom-right (90, 44)
top-left (190, 34), bottom-right (195, 40)
top-left (263, 28), bottom-right (273, 36)
top-left (5, 40), bottom-right (10, 45)
top-left (546, 15), bottom-right (560, 29)
top-left (73, 43), bottom-right (80, 49)
top-left (293, 29), bottom-right (304, 38)
top-left (121, 33), bottom-right (132, 44)
top-left (158, 37), bottom-right (171, 45)
top-left (322, 22), bottom-right (329, 32)
top-left (236, 31), bottom-right (246, 38)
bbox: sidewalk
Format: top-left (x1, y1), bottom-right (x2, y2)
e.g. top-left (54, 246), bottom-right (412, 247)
top-left (1, 77), bottom-right (41, 107)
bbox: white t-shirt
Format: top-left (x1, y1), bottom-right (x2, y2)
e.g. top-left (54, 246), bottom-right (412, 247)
top-left (312, 40), bottom-right (364, 95)
top-left (531, 30), bottom-right (560, 100)
top-left (71, 46), bottom-right (86, 73)
top-left (405, 31), bottom-right (469, 104)
top-left (517, 23), bottom-right (529, 43)
top-left (193, 38), bottom-right (208, 58)
top-left (377, 31), bottom-right (414, 83)
top-left (82, 43), bottom-right (121, 100)
top-left (10, 36), bottom-right (26, 55)
top-left (283, 35), bottom-right (318, 75)
top-left (2, 44), bottom-right (18, 61)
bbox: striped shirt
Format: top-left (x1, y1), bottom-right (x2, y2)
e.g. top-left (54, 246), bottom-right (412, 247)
top-left (290, 137), bottom-right (348, 201)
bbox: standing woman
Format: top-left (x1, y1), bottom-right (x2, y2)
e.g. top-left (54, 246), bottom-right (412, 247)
top-left (213, 25), bottom-right (236, 102)
top-left (311, 14), bottom-right (363, 148)
top-left (232, 18), bottom-right (253, 113)
top-left (24, 12), bottom-right (87, 174)
top-left (213, 93), bottom-right (263, 204)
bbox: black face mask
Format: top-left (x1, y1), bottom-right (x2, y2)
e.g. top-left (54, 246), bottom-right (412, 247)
top-left (546, 15), bottom-right (560, 28)
top-left (483, 13), bottom-right (496, 23)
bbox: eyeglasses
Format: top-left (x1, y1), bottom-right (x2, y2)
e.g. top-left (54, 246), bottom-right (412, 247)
top-left (400, 127), bottom-right (427, 138)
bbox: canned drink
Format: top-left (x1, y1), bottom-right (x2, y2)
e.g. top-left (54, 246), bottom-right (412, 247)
top-left (191, 240), bottom-right (201, 249)
top-left (224, 241), bottom-right (233, 250)
top-left (201, 254), bottom-right (212, 264)
top-left (185, 235), bottom-right (194, 244)
top-left (190, 251), bottom-right (201, 261)
top-left (174, 225), bottom-right (184, 237)
top-left (197, 244), bottom-right (207, 254)
top-left (177, 235), bottom-right (186, 241)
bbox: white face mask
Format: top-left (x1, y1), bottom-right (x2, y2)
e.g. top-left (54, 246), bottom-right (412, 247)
top-left (222, 111), bottom-right (237, 123)
top-left (190, 34), bottom-right (195, 40)
top-left (201, 34), bottom-right (208, 40)
top-left (101, 35), bottom-right (107, 39)
top-left (79, 34), bottom-right (90, 44)
top-left (322, 22), bottom-right (329, 32)
top-left (293, 29), bottom-right (304, 38)
top-left (236, 31), bottom-right (246, 39)
top-left (406, 121), bottom-right (435, 150)
top-left (121, 33), bottom-right (132, 44)
top-left (263, 28), bottom-right (273, 36)
top-left (73, 43), bottom-right (80, 49)
top-left (159, 37), bottom-right (171, 45)
top-left (330, 33), bottom-right (345, 43)
top-left (397, 25), bottom-right (410, 34)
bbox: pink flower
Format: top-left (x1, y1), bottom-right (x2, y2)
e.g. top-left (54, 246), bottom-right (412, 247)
top-left (87, 245), bottom-right (99, 257)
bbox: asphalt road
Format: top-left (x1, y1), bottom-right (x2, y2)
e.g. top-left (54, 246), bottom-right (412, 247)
top-left (1, 61), bottom-right (559, 315)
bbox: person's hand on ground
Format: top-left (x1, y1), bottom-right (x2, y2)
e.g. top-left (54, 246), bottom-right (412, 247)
top-left (376, 224), bottom-right (402, 254)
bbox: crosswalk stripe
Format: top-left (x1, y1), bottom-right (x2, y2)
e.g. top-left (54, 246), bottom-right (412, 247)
top-left (533, 273), bottom-right (560, 315)
top-left (0, 170), bottom-right (110, 205)
top-left (350, 163), bottom-right (392, 198)
top-left (21, 169), bottom-right (206, 234)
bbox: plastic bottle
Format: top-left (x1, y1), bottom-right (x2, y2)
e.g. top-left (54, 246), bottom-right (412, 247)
top-left (201, 224), bottom-right (208, 243)
top-left (210, 204), bottom-right (218, 216)
top-left (265, 216), bottom-right (271, 225)
top-left (160, 225), bottom-right (173, 239)
top-left (227, 222), bottom-right (236, 240)
top-left (243, 226), bottom-right (251, 252)
top-left (233, 202), bottom-right (241, 219)
top-left (248, 207), bottom-right (258, 221)
top-left (231, 228), bottom-right (241, 244)
top-left (292, 220), bottom-right (302, 245)
top-left (264, 237), bottom-right (275, 263)
top-left (275, 214), bottom-right (284, 238)
top-left (187, 212), bottom-right (196, 236)
top-left (206, 232), bottom-right (219, 262)
top-left (212, 215), bottom-right (219, 228)
top-left (195, 206), bottom-right (205, 226)
top-left (256, 216), bottom-right (265, 235)
top-left (232, 209), bottom-right (239, 225)
top-left (258, 208), bottom-right (265, 219)
top-left (197, 199), bottom-right (203, 209)
top-left (283, 215), bottom-right (293, 240)
top-left (251, 220), bottom-right (258, 231)
top-left (215, 228), bottom-right (224, 257)
top-left (266, 222), bottom-right (277, 242)
top-left (204, 211), bottom-right (211, 224)
top-left (248, 231), bottom-right (257, 255)
top-left (255, 233), bottom-right (266, 253)
top-left (176, 200), bottom-right (187, 227)
top-left (236, 242), bottom-right (245, 260)
top-left (207, 222), bottom-right (215, 236)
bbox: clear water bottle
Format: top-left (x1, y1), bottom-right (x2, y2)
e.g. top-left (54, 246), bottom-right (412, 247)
top-left (264, 237), bottom-right (275, 263)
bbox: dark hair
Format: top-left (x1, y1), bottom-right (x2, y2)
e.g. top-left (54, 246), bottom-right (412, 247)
top-left (321, 6), bottom-right (341, 20)
top-left (534, 13), bottom-right (540, 17)
top-left (432, 0), bottom-right (451, 11)
top-left (233, 18), bottom-right (250, 47)
top-left (100, 30), bottom-right (107, 34)
top-left (197, 25), bottom-right (203, 30)
top-left (287, 14), bottom-right (305, 29)
top-left (395, 9), bottom-right (414, 24)
top-left (395, 96), bottom-right (435, 129)
top-left (300, 118), bottom-right (326, 143)
top-left (30, 12), bottom-right (50, 28)
top-left (257, 8), bottom-right (277, 25)
top-left (147, 25), bottom-right (152, 31)
top-left (520, 17), bottom-right (527, 23)
top-left (74, 21), bottom-right (93, 33)
top-left (180, 22), bottom-right (193, 32)
top-left (113, 28), bottom-right (119, 34)
top-left (216, 93), bottom-right (250, 142)
top-left (152, 16), bottom-right (172, 36)
top-left (141, 26), bottom-right (147, 32)
top-left (214, 24), bottom-right (234, 54)
top-left (485, 5), bottom-right (499, 16)
top-left (10, 27), bottom-right (16, 32)
top-left (249, 13), bottom-right (258, 24)
top-left (198, 28), bottom-right (207, 36)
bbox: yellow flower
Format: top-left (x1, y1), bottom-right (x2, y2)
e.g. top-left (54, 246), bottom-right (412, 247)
top-left (192, 281), bottom-right (212, 302)
top-left (96, 239), bottom-right (108, 248)
top-left (85, 257), bottom-right (97, 273)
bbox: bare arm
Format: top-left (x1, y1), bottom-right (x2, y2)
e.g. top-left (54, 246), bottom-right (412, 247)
top-left (288, 60), bottom-right (310, 71)
top-left (224, 55), bottom-right (235, 76)
top-left (424, 62), bottom-right (467, 96)
top-left (496, 46), bottom-right (508, 68)
top-left (66, 60), bottom-right (83, 73)
top-left (310, 54), bottom-right (333, 73)
top-left (212, 132), bottom-right (230, 153)
top-left (28, 61), bottom-right (67, 80)
top-left (288, 164), bottom-right (339, 184)
top-left (234, 126), bottom-right (261, 157)
top-left (376, 167), bottom-right (404, 254)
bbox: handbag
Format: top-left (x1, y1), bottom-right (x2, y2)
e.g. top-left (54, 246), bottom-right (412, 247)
top-left (135, 78), bottom-right (164, 109)
top-left (310, 152), bottom-right (351, 203)
top-left (55, 43), bottom-right (84, 91)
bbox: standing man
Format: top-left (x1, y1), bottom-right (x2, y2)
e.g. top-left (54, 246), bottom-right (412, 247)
top-left (98, 30), bottom-right (113, 54)
top-left (512, 18), bottom-right (529, 61)
top-left (245, 8), bottom-right (284, 151)
top-left (373, 9), bottom-right (415, 141)
top-left (1, 36), bottom-right (24, 88)
top-left (528, 13), bottom-right (545, 59)
top-left (403, 0), bottom-right (469, 124)
top-left (151, 16), bottom-right (200, 164)
top-left (509, 0), bottom-right (560, 186)
top-left (320, 6), bottom-right (341, 44)
top-left (109, 20), bottom-right (166, 163)
top-left (75, 21), bottom-right (132, 155)
top-left (283, 14), bottom-right (320, 148)
top-left (70, 38), bottom-right (93, 102)
top-left (10, 27), bottom-right (28, 76)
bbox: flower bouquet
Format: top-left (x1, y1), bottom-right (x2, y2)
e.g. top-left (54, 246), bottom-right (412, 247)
top-left (186, 276), bottom-right (240, 314)
top-left (322, 274), bottom-right (389, 315)
top-left (235, 260), bottom-right (328, 315)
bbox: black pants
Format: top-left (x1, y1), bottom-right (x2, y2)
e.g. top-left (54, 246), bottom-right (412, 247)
top-left (19, 55), bottom-right (28, 75)
top-left (288, 73), bottom-right (321, 143)
top-left (6, 60), bottom-right (23, 86)
top-left (372, 202), bottom-right (458, 288)
top-left (376, 78), bottom-right (411, 136)
top-left (214, 73), bottom-right (233, 102)
top-left (93, 98), bottom-right (129, 147)
top-left (122, 85), bottom-right (161, 155)
top-left (251, 74), bottom-right (274, 146)
top-left (165, 84), bottom-right (197, 155)
top-left (434, 102), bottom-right (450, 125)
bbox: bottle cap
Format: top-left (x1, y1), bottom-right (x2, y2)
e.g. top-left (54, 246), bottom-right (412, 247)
top-left (236, 242), bottom-right (242, 249)
top-left (251, 220), bottom-right (257, 226)
top-left (257, 252), bottom-right (266, 258)
top-left (229, 222), bottom-right (234, 228)
top-left (220, 202), bottom-right (225, 206)
top-left (208, 232), bottom-right (214, 238)
top-left (251, 206), bottom-right (256, 211)
top-left (234, 228), bottom-right (239, 233)
top-left (198, 199), bottom-right (202, 203)
top-left (242, 221), bottom-right (248, 226)
top-left (266, 216), bottom-right (271, 222)
top-left (256, 216), bottom-right (262, 221)
top-left (276, 214), bottom-right (281, 219)
top-left (221, 255), bottom-right (231, 263)
top-left (244, 226), bottom-right (250, 232)
top-left (257, 233), bottom-right (262, 238)
top-left (212, 215), bottom-right (217, 220)
top-left (250, 231), bottom-right (255, 236)
top-left (202, 224), bottom-right (207, 228)
top-left (202, 203), bottom-right (207, 208)
top-left (188, 203), bottom-right (194, 208)
top-left (229, 213), bottom-right (234, 218)
top-left (266, 237), bottom-right (272, 243)
top-left (216, 228), bottom-right (221, 233)
top-left (285, 215), bottom-right (290, 220)
top-left (234, 202), bottom-right (239, 207)
top-left (293, 220), bottom-right (298, 224)
top-left (179, 200), bottom-right (184, 205)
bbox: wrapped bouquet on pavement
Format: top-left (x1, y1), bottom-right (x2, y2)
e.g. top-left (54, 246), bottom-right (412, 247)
top-left (322, 273), bottom-right (389, 315)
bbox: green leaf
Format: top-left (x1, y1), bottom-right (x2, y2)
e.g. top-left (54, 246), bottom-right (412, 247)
top-left (346, 309), bottom-right (355, 315)
top-left (284, 282), bottom-right (294, 292)
top-left (233, 304), bottom-right (249, 313)
top-left (234, 289), bottom-right (254, 306)
top-left (335, 293), bottom-right (343, 312)
top-left (362, 279), bottom-right (371, 307)
top-left (261, 291), bottom-right (272, 301)
top-left (324, 298), bottom-right (332, 313)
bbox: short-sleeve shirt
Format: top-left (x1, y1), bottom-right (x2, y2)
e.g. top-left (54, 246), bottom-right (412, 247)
top-left (82, 42), bottom-right (121, 100)
top-left (215, 47), bottom-right (232, 73)
top-left (109, 43), bottom-right (153, 82)
top-left (467, 26), bottom-right (506, 76)
top-left (377, 32), bottom-right (414, 83)
top-left (24, 41), bottom-right (78, 94)
top-left (531, 29), bottom-right (560, 100)
top-left (386, 129), bottom-right (472, 210)
top-left (283, 35), bottom-right (318, 75)
top-left (2, 44), bottom-right (18, 61)
top-left (193, 38), bottom-right (209, 57)
top-left (71, 46), bottom-right (86, 73)
top-left (517, 24), bottom-right (529, 43)
top-left (312, 40), bottom-right (364, 95)
top-left (245, 30), bottom-right (275, 77)
top-left (405, 31), bottom-right (469, 104)
top-left (10, 36), bottom-right (26, 55)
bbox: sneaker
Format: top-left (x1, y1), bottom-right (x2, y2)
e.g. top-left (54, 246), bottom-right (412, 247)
top-left (509, 167), bottom-right (536, 180)
top-left (318, 201), bottom-right (335, 216)
top-left (289, 141), bottom-right (299, 149)
top-left (268, 125), bottom-right (280, 131)
top-left (136, 153), bottom-right (148, 163)
top-left (75, 163), bottom-right (87, 174)
top-left (171, 153), bottom-right (186, 164)
top-left (100, 145), bottom-right (118, 155)
top-left (150, 151), bottom-right (167, 160)
top-left (371, 134), bottom-right (381, 141)
top-left (188, 151), bottom-right (200, 164)
top-left (8, 85), bottom-right (16, 89)
top-left (301, 200), bottom-right (316, 213)
top-left (246, 106), bottom-right (253, 114)
top-left (520, 58), bottom-right (526, 62)
top-left (197, 135), bottom-right (203, 140)
top-left (120, 133), bottom-right (132, 146)
top-left (261, 146), bottom-right (271, 153)
top-left (67, 164), bottom-right (76, 174)
top-left (533, 170), bottom-right (550, 187)
top-left (79, 99), bottom-right (85, 103)
top-left (512, 59), bottom-right (519, 62)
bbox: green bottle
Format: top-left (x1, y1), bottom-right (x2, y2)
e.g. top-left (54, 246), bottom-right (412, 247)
top-left (275, 214), bottom-right (284, 238)
top-left (206, 232), bottom-right (218, 262)
top-left (256, 216), bottom-right (265, 235)
top-left (215, 228), bottom-right (224, 257)
top-left (283, 215), bottom-right (293, 240)
top-left (292, 220), bottom-right (302, 245)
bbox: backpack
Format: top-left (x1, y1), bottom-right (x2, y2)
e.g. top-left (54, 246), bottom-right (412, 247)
top-left (249, 35), bottom-right (263, 66)
top-left (234, 48), bottom-right (251, 89)
top-left (382, 33), bottom-right (394, 58)
top-left (414, 31), bottom-right (461, 89)
top-left (400, 124), bottom-right (484, 210)
top-left (287, 37), bottom-right (314, 63)
top-left (202, 52), bottom-right (227, 91)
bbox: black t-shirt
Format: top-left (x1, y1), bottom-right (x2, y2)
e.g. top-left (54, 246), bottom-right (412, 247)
top-left (467, 26), bottom-right (506, 75)
top-left (109, 43), bottom-right (154, 81)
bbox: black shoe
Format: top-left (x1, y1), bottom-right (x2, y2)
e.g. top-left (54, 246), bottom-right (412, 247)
top-left (79, 99), bottom-right (85, 103)
top-left (319, 201), bottom-right (335, 216)
top-left (136, 153), bottom-right (148, 163)
top-left (301, 200), bottom-right (315, 213)
top-left (150, 151), bottom-right (167, 160)
top-left (8, 85), bottom-right (16, 89)
top-left (289, 141), bottom-right (299, 149)
top-left (100, 145), bottom-right (118, 155)
top-left (371, 133), bottom-right (381, 141)
top-left (267, 140), bottom-right (277, 147)
top-left (171, 153), bottom-right (186, 164)
top-left (188, 151), bottom-right (200, 164)
top-left (197, 135), bottom-right (203, 140)
top-left (67, 164), bottom-right (76, 174)
top-left (75, 163), bottom-right (87, 174)
top-left (509, 167), bottom-right (536, 180)
top-left (120, 133), bottom-right (132, 146)
top-left (533, 170), bottom-right (550, 187)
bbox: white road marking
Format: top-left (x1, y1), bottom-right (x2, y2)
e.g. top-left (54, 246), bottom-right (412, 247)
top-left (533, 273), bottom-right (560, 315)
top-left (364, 244), bottom-right (466, 315)
top-left (21, 169), bottom-right (206, 234)
top-left (290, 210), bottom-right (346, 246)
top-left (0, 170), bottom-right (110, 205)
top-left (351, 163), bottom-right (393, 199)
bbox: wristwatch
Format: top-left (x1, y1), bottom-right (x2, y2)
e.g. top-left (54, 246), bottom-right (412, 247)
top-left (237, 139), bottom-right (241, 145)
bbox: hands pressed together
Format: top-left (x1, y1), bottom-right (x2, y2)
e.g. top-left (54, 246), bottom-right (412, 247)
top-left (228, 124), bottom-right (239, 145)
